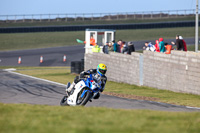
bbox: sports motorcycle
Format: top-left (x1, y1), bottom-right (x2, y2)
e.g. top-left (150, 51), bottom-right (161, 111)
top-left (60, 73), bottom-right (102, 106)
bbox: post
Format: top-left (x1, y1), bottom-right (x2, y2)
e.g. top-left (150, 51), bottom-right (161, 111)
top-left (40, 14), bottom-right (42, 22)
top-left (134, 12), bottom-right (136, 19)
top-left (160, 12), bottom-right (162, 18)
top-left (151, 11), bottom-right (153, 19)
top-left (23, 15), bottom-right (25, 22)
top-left (32, 15), bottom-right (33, 22)
top-left (75, 13), bottom-right (76, 21)
top-left (48, 14), bottom-right (50, 22)
top-left (142, 12), bottom-right (144, 19)
top-left (14, 15), bottom-right (16, 23)
top-left (168, 11), bottom-right (170, 18)
top-left (57, 14), bottom-right (59, 22)
top-left (65, 14), bottom-right (68, 22)
top-left (91, 13), bottom-right (93, 21)
top-left (195, 0), bottom-right (199, 52)
top-left (139, 54), bottom-right (144, 86)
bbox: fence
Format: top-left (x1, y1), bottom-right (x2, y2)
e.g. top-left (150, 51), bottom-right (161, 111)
top-left (85, 51), bottom-right (200, 95)
top-left (0, 21), bottom-right (198, 33)
top-left (0, 9), bottom-right (198, 23)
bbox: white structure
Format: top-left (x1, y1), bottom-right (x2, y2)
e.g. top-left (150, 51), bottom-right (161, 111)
top-left (85, 29), bottom-right (115, 53)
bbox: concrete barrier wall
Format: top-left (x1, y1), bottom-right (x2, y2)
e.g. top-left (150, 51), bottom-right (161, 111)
top-left (85, 52), bottom-right (142, 85)
top-left (143, 50), bottom-right (200, 95)
top-left (85, 51), bottom-right (200, 95)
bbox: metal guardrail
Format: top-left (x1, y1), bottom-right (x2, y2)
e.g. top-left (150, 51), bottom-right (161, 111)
top-left (0, 9), bottom-right (198, 23)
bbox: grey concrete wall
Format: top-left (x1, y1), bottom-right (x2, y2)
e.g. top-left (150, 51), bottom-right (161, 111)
top-left (143, 50), bottom-right (200, 95)
top-left (85, 52), bottom-right (142, 85)
top-left (85, 51), bottom-right (200, 95)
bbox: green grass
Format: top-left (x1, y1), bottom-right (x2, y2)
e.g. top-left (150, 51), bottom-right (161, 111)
top-left (0, 27), bottom-right (196, 51)
top-left (187, 44), bottom-right (200, 51)
top-left (0, 17), bottom-right (195, 28)
top-left (1, 66), bottom-right (197, 107)
top-left (0, 103), bottom-right (200, 133)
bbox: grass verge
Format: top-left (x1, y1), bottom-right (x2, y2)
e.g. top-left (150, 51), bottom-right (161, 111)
top-left (0, 27), bottom-right (196, 51)
top-left (0, 103), bottom-right (200, 133)
top-left (1, 66), bottom-right (198, 107)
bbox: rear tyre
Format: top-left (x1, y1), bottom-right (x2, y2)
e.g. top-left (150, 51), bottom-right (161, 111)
top-left (77, 90), bottom-right (92, 106)
top-left (60, 95), bottom-right (69, 106)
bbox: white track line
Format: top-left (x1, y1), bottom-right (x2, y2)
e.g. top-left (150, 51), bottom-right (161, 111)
top-left (4, 69), bottom-right (200, 110)
top-left (6, 70), bottom-right (66, 87)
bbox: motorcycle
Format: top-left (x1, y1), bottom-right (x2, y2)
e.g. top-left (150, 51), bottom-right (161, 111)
top-left (60, 73), bottom-right (102, 106)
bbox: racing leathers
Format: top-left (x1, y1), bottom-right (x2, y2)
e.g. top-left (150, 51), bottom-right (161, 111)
top-left (66, 69), bottom-right (107, 98)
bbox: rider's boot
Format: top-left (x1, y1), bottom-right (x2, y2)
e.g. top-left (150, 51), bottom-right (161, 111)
top-left (65, 82), bottom-right (71, 96)
top-left (66, 82), bottom-right (75, 96)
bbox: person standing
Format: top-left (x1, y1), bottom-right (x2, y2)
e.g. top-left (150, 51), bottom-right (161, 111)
top-left (112, 40), bottom-right (118, 53)
top-left (164, 43), bottom-right (173, 54)
top-left (179, 36), bottom-right (187, 52)
top-left (171, 35), bottom-right (184, 51)
top-left (90, 36), bottom-right (96, 46)
top-left (154, 40), bottom-right (160, 52)
top-left (127, 42), bottom-right (135, 55)
top-left (103, 42), bottom-right (109, 54)
top-left (117, 40), bottom-right (122, 53)
top-left (159, 38), bottom-right (166, 53)
top-left (122, 41), bottom-right (128, 54)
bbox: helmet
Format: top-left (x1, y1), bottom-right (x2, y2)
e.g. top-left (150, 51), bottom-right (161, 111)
top-left (97, 63), bottom-right (107, 76)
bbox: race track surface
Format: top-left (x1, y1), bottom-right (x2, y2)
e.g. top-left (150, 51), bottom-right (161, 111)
top-left (0, 70), bottom-right (199, 112)
top-left (0, 38), bottom-right (196, 66)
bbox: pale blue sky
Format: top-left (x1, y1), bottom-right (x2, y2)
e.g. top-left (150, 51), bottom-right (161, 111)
top-left (0, 0), bottom-right (197, 15)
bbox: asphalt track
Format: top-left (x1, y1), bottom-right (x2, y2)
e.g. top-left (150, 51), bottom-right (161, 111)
top-left (0, 70), bottom-right (200, 112)
top-left (0, 38), bottom-right (197, 66)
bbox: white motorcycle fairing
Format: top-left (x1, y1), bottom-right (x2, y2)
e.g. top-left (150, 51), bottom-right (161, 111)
top-left (67, 80), bottom-right (86, 106)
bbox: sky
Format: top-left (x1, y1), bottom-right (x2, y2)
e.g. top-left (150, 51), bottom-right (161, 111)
top-left (0, 0), bottom-right (198, 15)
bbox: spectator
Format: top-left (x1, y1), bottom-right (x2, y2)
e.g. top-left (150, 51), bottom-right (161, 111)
top-left (122, 41), bottom-right (128, 54)
top-left (108, 42), bottom-right (114, 53)
top-left (92, 44), bottom-right (100, 53)
top-left (171, 35), bottom-right (184, 51)
top-left (143, 42), bottom-right (155, 52)
top-left (164, 43), bottom-right (172, 54)
top-left (127, 42), bottom-right (135, 55)
top-left (112, 40), bottom-right (118, 53)
top-left (159, 38), bottom-right (166, 53)
top-left (103, 42), bottom-right (109, 54)
top-left (117, 40), bottom-right (122, 53)
top-left (154, 40), bottom-right (160, 52)
top-left (179, 36), bottom-right (187, 52)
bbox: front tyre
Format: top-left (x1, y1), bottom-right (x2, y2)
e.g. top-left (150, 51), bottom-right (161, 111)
top-left (77, 91), bottom-right (92, 106)
top-left (60, 95), bottom-right (69, 106)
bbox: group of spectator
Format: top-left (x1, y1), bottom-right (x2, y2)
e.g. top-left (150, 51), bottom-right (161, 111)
top-left (103, 40), bottom-right (135, 55)
top-left (143, 35), bottom-right (187, 54)
top-left (92, 34), bottom-right (187, 55)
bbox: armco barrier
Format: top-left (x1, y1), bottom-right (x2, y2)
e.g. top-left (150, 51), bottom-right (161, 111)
top-left (85, 51), bottom-right (200, 95)
top-left (0, 21), bottom-right (198, 33)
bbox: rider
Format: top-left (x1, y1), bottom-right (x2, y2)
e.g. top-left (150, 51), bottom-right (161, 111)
top-left (66, 63), bottom-right (107, 99)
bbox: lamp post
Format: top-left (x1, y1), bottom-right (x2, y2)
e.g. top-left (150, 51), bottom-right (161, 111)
top-left (195, 0), bottom-right (199, 52)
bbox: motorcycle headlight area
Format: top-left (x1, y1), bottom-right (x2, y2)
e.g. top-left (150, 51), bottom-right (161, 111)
top-left (91, 82), bottom-right (99, 90)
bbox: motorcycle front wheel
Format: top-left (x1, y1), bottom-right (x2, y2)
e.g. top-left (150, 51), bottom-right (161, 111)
top-left (77, 90), bottom-right (92, 106)
top-left (60, 95), bottom-right (69, 106)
